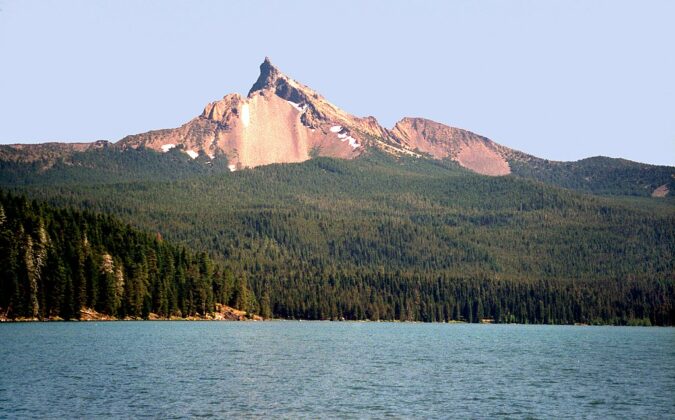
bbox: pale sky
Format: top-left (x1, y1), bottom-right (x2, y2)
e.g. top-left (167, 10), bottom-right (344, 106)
top-left (1, 0), bottom-right (673, 165)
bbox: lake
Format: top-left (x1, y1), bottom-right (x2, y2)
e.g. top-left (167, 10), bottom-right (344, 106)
top-left (0, 322), bottom-right (673, 418)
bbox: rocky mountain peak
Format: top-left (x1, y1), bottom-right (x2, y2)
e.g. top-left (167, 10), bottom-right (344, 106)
top-left (246, 57), bottom-right (315, 108)
top-left (248, 57), bottom-right (282, 96)
top-left (110, 58), bottom-right (525, 176)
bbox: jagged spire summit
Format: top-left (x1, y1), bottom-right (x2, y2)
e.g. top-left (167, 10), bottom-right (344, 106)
top-left (248, 57), bottom-right (282, 96)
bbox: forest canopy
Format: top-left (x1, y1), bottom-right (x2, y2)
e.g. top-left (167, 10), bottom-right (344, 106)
top-left (2, 152), bottom-right (674, 325)
top-left (0, 191), bottom-right (256, 320)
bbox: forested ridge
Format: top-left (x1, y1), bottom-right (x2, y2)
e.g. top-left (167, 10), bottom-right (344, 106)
top-left (2, 151), bottom-right (674, 324)
top-left (0, 145), bottom-right (223, 186)
top-left (509, 156), bottom-right (674, 197)
top-left (0, 191), bottom-right (256, 320)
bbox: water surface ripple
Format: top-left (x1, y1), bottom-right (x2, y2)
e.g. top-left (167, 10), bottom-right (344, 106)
top-left (1, 322), bottom-right (673, 418)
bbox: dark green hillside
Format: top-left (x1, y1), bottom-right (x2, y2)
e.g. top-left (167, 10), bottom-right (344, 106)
top-left (0, 146), bottom-right (226, 186)
top-left (510, 156), bottom-right (674, 197)
top-left (2, 145), bottom-right (673, 199)
top-left (7, 153), bottom-right (674, 325)
top-left (0, 191), bottom-right (255, 320)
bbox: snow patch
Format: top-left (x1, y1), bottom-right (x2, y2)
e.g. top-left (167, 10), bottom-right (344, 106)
top-left (287, 100), bottom-right (307, 112)
top-left (160, 144), bottom-right (176, 152)
top-left (228, 164), bottom-right (237, 172)
top-left (241, 103), bottom-right (250, 127)
top-left (207, 152), bottom-right (215, 159)
top-left (186, 150), bottom-right (199, 159)
top-left (332, 127), bottom-right (359, 149)
top-left (337, 135), bottom-right (359, 149)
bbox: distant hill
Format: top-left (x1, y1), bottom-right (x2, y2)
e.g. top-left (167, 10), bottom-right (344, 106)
top-left (509, 156), bottom-right (674, 197)
top-left (0, 144), bottom-right (222, 186)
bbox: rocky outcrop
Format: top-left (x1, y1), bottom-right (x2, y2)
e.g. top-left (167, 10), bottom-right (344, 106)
top-left (390, 118), bottom-right (512, 176)
top-left (652, 184), bottom-right (669, 197)
top-left (0, 306), bottom-right (263, 322)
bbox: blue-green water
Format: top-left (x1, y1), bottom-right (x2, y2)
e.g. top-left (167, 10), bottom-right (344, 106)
top-left (0, 322), bottom-right (673, 418)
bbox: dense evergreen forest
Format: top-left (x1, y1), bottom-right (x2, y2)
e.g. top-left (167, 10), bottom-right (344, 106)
top-left (3, 145), bottom-right (672, 197)
top-left (1, 150), bottom-right (674, 324)
top-left (0, 192), bottom-right (256, 320)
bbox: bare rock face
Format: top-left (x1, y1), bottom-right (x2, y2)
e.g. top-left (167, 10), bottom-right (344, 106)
top-left (652, 184), bottom-right (670, 197)
top-left (390, 118), bottom-right (512, 176)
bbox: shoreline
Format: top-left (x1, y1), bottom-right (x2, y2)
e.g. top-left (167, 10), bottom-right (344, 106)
top-left (0, 305), bottom-right (264, 323)
top-left (1, 317), bottom-right (666, 327)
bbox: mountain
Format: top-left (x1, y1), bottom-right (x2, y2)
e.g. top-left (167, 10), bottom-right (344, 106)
top-left (118, 57), bottom-right (388, 170)
top-left (1, 57), bottom-right (671, 197)
top-left (113, 57), bottom-right (545, 177)
top-left (1, 56), bottom-right (673, 324)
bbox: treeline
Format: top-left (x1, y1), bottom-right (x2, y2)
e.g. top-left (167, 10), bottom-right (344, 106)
top-left (250, 269), bottom-right (674, 325)
top-left (0, 191), bottom-right (256, 320)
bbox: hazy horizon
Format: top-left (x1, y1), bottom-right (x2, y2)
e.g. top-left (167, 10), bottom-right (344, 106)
top-left (1, 0), bottom-right (673, 166)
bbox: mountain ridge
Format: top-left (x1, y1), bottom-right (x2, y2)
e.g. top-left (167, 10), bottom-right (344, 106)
top-left (1, 58), bottom-right (673, 197)
top-left (0, 58), bottom-right (531, 174)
